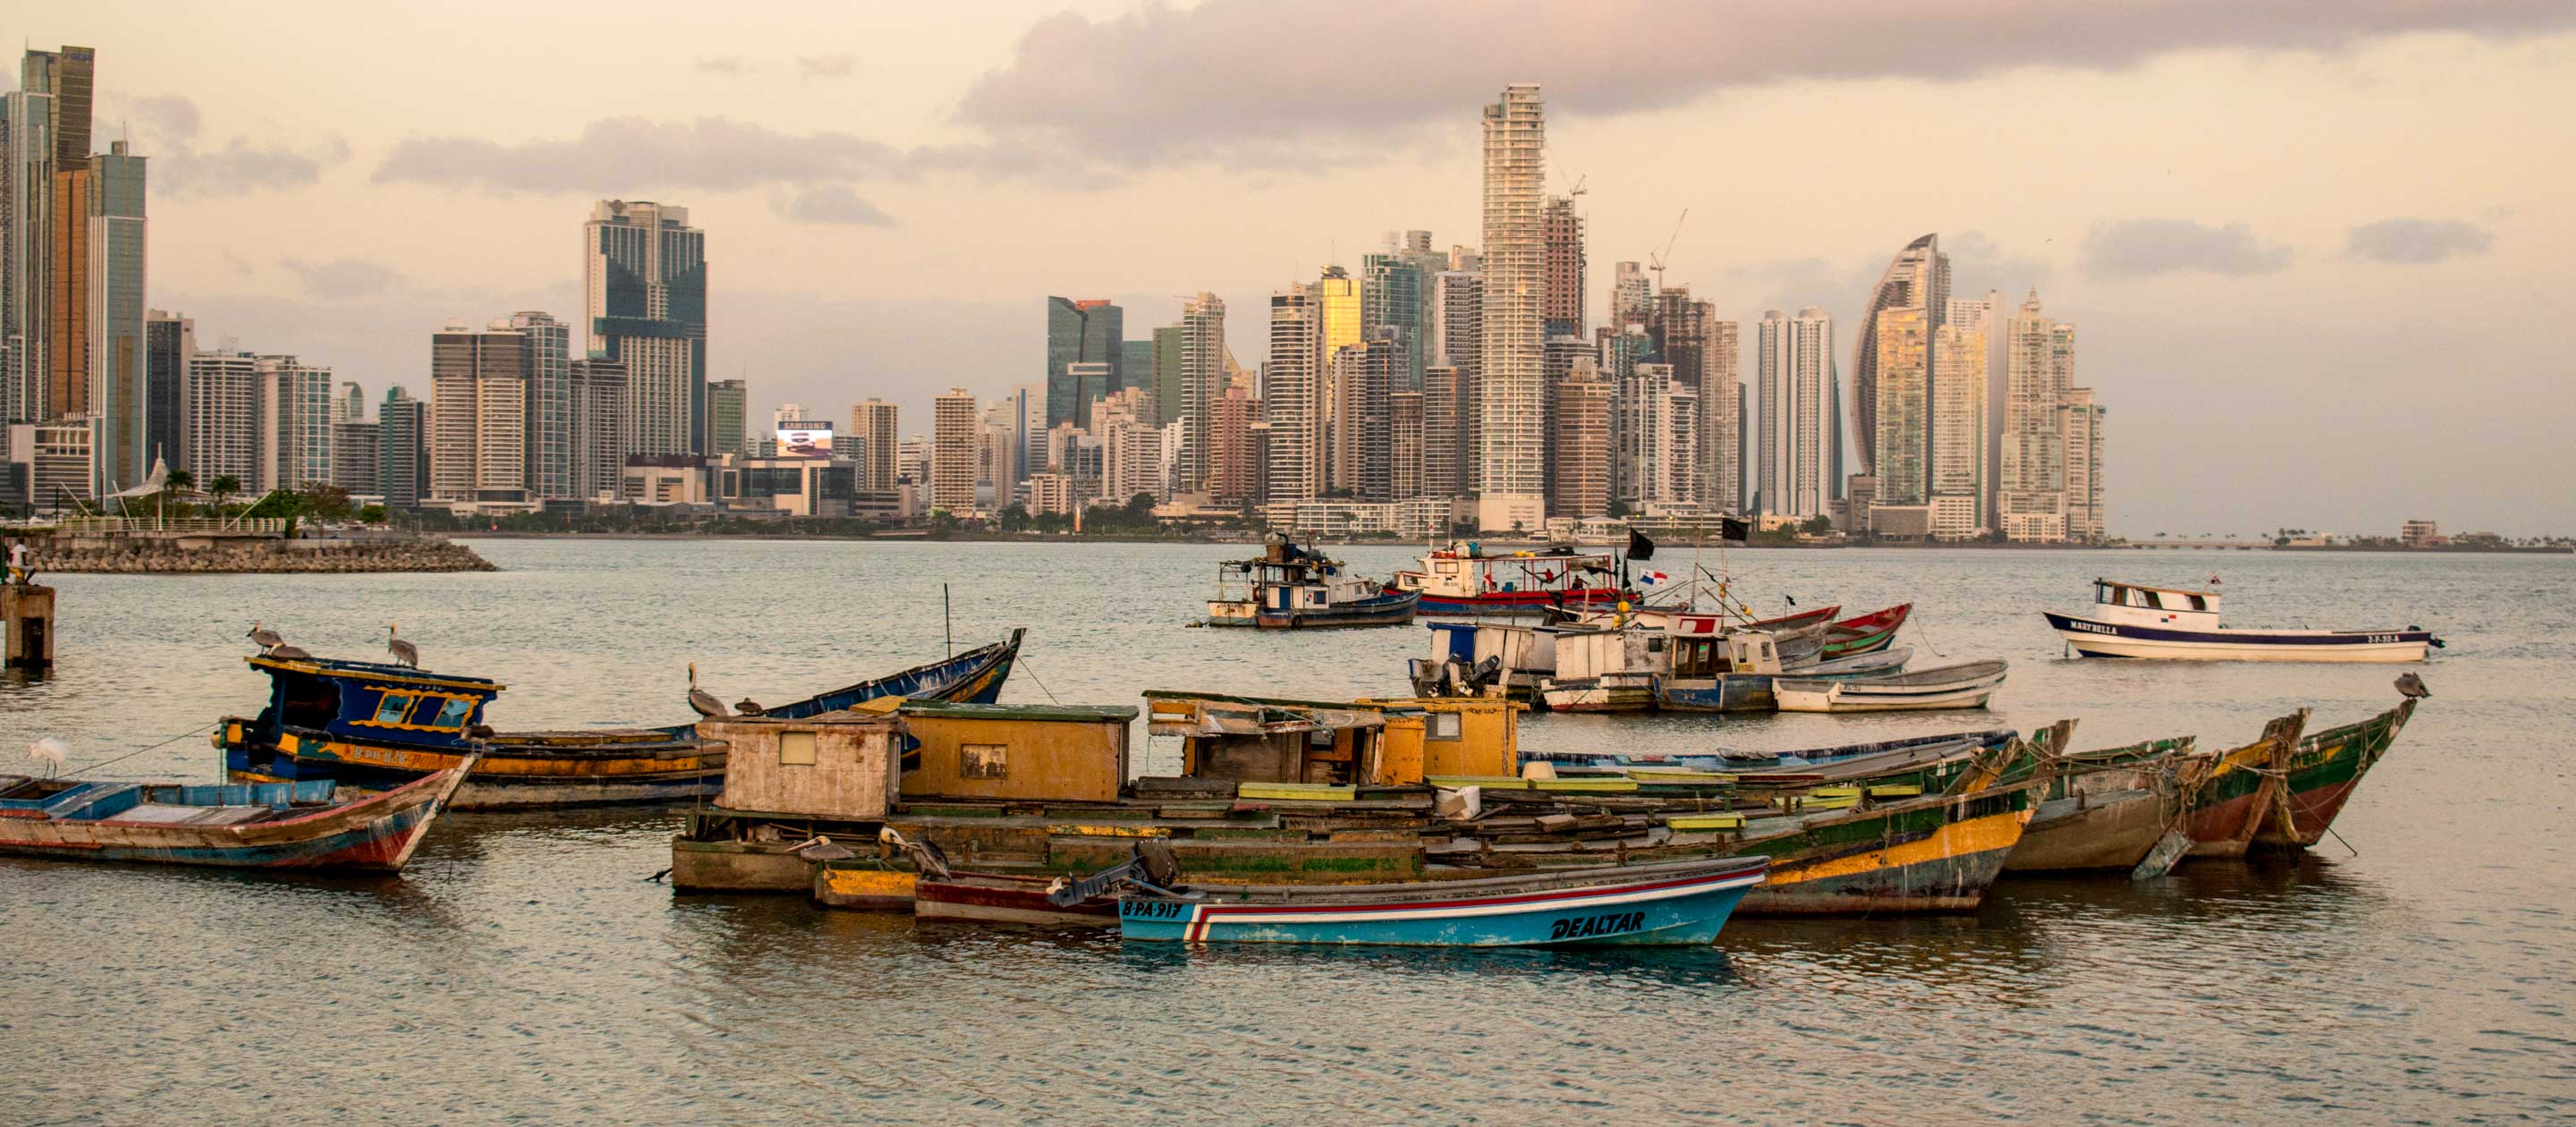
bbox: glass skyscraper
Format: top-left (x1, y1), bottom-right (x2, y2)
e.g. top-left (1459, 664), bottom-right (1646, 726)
top-left (1045, 296), bottom-right (1122, 430)
top-left (584, 200), bottom-right (706, 455)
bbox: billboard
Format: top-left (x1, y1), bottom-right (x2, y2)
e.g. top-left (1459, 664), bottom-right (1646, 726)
top-left (775, 425), bottom-right (835, 458)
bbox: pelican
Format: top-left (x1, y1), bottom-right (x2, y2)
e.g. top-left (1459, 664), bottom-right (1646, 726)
top-left (687, 663), bottom-right (728, 718)
top-left (267, 643), bottom-right (313, 661)
top-left (2394, 672), bottom-right (2430, 699)
top-left (247, 622), bottom-right (284, 652)
top-left (733, 698), bottom-right (765, 716)
top-left (387, 623), bottom-right (419, 669)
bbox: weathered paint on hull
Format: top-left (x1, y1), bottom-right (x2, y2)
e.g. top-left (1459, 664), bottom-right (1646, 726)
top-left (1120, 865), bottom-right (1765, 946)
top-left (1657, 675), bottom-right (1774, 714)
top-left (2005, 789), bottom-right (2170, 871)
top-left (912, 876), bottom-right (1117, 926)
top-left (813, 864), bottom-right (917, 911)
top-left (667, 837), bottom-right (813, 892)
top-left (1737, 805), bottom-right (2029, 915)
top-left (2183, 701), bottom-right (2411, 857)
top-left (1254, 597), bottom-right (1419, 630)
top-left (1415, 589), bottom-right (1632, 618)
top-left (0, 770), bottom-right (463, 872)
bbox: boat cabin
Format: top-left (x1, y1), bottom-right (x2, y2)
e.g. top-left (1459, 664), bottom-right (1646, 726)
top-left (705, 711), bottom-right (907, 818)
top-left (894, 701), bottom-right (1138, 803)
top-left (237, 655), bottom-right (502, 753)
top-left (2089, 579), bottom-right (2222, 629)
top-left (1665, 629), bottom-right (1789, 678)
top-left (1143, 692), bottom-right (1521, 787)
top-left (1396, 543), bottom-right (1619, 602)
top-left (1419, 621), bottom-right (1555, 691)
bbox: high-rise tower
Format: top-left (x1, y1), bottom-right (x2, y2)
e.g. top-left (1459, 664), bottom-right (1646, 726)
top-left (1852, 233), bottom-right (1948, 479)
top-left (1044, 296), bottom-right (1123, 429)
top-left (1476, 84), bottom-right (1546, 532)
top-left (584, 199), bottom-right (707, 455)
top-left (1754, 308), bottom-right (1836, 519)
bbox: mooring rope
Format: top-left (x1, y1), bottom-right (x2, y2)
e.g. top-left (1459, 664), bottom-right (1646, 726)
top-left (50, 720), bottom-right (222, 777)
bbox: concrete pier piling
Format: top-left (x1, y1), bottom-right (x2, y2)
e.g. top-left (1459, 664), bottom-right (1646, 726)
top-left (4, 583), bottom-right (55, 669)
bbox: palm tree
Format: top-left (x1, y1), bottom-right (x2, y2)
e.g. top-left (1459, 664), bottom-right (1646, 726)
top-left (209, 474), bottom-right (241, 512)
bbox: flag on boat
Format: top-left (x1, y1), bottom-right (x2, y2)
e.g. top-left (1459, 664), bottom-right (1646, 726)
top-left (1720, 517), bottom-right (1750, 542)
top-left (1639, 571), bottom-right (1671, 586)
top-left (1627, 530), bottom-right (1657, 561)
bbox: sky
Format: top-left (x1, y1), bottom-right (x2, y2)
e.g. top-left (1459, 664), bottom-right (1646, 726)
top-left (17, 0), bottom-right (2576, 536)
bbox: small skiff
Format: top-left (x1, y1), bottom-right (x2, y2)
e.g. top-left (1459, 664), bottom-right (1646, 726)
top-left (1773, 659), bottom-right (2009, 713)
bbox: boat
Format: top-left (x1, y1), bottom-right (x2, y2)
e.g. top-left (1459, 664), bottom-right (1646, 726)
top-left (1212, 539), bottom-right (1419, 630)
top-left (876, 827), bottom-right (1119, 926)
top-left (1392, 543), bottom-right (1636, 617)
top-left (0, 758), bottom-right (472, 872)
top-left (1408, 620), bottom-right (1555, 699)
top-left (1653, 625), bottom-right (1838, 713)
top-left (2044, 579), bottom-right (2440, 662)
top-left (2180, 700), bottom-right (2416, 858)
top-left (1110, 855), bottom-right (1770, 946)
top-left (1537, 631), bottom-right (1910, 714)
top-left (224, 631), bottom-right (1024, 809)
top-left (2004, 724), bottom-right (2203, 872)
top-left (1560, 602), bottom-right (1839, 633)
top-left (1821, 603), bottom-right (1911, 659)
top-left (1773, 659), bottom-right (2009, 713)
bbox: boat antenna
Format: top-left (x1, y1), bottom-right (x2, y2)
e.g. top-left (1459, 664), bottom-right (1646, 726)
top-left (943, 582), bottom-right (955, 657)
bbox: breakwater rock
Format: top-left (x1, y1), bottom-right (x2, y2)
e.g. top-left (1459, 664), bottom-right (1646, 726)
top-left (27, 537), bottom-right (496, 574)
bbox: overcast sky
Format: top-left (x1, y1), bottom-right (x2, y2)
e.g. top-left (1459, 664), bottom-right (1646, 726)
top-left (27, 0), bottom-right (2576, 535)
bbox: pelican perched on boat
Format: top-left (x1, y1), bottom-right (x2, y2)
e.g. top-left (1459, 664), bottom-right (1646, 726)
top-left (733, 698), bottom-right (765, 716)
top-left (687, 663), bottom-right (728, 718)
top-left (247, 622), bottom-right (284, 653)
top-left (267, 644), bottom-right (313, 661)
top-left (2394, 672), bottom-right (2430, 699)
top-left (387, 623), bottom-right (419, 669)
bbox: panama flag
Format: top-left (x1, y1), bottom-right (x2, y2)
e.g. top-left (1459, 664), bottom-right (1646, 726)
top-left (1639, 571), bottom-right (1671, 586)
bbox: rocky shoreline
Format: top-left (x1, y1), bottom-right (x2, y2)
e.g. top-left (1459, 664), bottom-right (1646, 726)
top-left (25, 538), bottom-right (497, 573)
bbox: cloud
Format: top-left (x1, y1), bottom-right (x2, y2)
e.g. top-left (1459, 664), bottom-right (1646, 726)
top-left (2343, 217), bottom-right (2493, 264)
top-left (372, 117), bottom-right (903, 194)
top-left (106, 93), bottom-right (347, 198)
top-left (694, 56), bottom-right (749, 75)
top-left (797, 55), bottom-right (857, 80)
top-left (772, 185), bottom-right (894, 226)
top-left (277, 257), bottom-right (406, 300)
top-left (2081, 218), bottom-right (2292, 277)
top-left (953, 0), bottom-right (2576, 170)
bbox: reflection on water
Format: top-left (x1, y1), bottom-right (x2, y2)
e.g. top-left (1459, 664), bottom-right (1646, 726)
top-left (1, 541), bottom-right (2570, 1123)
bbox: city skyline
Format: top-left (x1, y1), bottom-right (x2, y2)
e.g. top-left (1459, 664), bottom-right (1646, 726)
top-left (12, 3), bottom-right (2574, 532)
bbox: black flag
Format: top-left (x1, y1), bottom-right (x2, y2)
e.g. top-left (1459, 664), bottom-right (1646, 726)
top-left (1627, 530), bottom-right (1657, 561)
top-left (1721, 517), bottom-right (1750, 542)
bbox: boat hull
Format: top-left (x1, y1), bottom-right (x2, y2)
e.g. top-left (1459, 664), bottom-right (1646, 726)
top-left (1536, 673), bottom-right (1658, 713)
top-left (2183, 701), bottom-right (2414, 857)
top-left (1774, 666), bottom-right (2007, 713)
top-left (914, 872), bottom-right (1118, 926)
top-left (0, 767), bottom-right (467, 872)
top-left (1255, 591), bottom-right (1419, 630)
top-left (1203, 600), bottom-right (1258, 627)
top-left (1656, 675), bottom-right (1775, 714)
top-left (2044, 613), bottom-right (2434, 662)
top-left (2004, 788), bottom-right (2171, 871)
top-left (1736, 793), bottom-right (2032, 914)
top-left (1119, 858), bottom-right (1767, 946)
top-left (1415, 588), bottom-right (1633, 618)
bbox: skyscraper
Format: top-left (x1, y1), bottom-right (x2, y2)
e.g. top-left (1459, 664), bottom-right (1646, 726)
top-left (1330, 330), bottom-right (1399, 501)
top-left (335, 380), bottom-right (365, 423)
top-left (1362, 230), bottom-right (1439, 391)
top-left (1869, 304), bottom-right (1931, 512)
top-left (1614, 362), bottom-right (1697, 508)
top-left (1610, 261), bottom-right (1651, 329)
top-left (1420, 363), bottom-right (1470, 504)
top-left (1121, 339), bottom-right (1156, 422)
top-left (1547, 359), bottom-right (1610, 519)
top-left (143, 309), bottom-right (189, 473)
top-left (584, 200), bottom-right (706, 454)
top-left (2061, 387), bottom-right (2106, 542)
top-left (1264, 284), bottom-right (1324, 503)
top-left (931, 386), bottom-right (977, 512)
top-left (705, 377), bottom-right (747, 458)
top-left (333, 416), bottom-right (381, 496)
top-left (428, 321), bottom-right (529, 504)
top-left (255, 354), bottom-right (335, 493)
top-left (1044, 296), bottom-right (1122, 429)
top-left (1389, 390), bottom-right (1425, 501)
top-left (1999, 290), bottom-right (2072, 541)
top-left (1929, 300), bottom-right (1991, 540)
top-left (1754, 307), bottom-right (1835, 519)
top-left (87, 140), bottom-right (146, 491)
top-left (567, 359), bottom-right (624, 500)
top-left (1477, 83), bottom-right (1547, 532)
top-left (380, 387), bottom-right (429, 508)
top-left (183, 350), bottom-right (257, 490)
top-left (1149, 324), bottom-right (1184, 430)
top-left (1852, 233), bottom-right (1948, 479)
top-left (1174, 293), bottom-right (1224, 494)
top-left (1208, 387), bottom-right (1258, 504)
top-left (506, 310), bottom-right (572, 497)
top-left (851, 398), bottom-right (898, 493)
top-left (1542, 196), bottom-right (1585, 339)
top-left (1650, 289), bottom-right (1736, 511)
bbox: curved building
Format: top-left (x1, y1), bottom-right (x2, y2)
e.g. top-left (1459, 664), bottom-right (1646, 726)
top-left (1850, 233), bottom-right (1946, 475)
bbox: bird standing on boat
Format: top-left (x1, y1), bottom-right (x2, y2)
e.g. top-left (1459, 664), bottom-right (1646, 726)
top-left (247, 622), bottom-right (284, 653)
top-left (387, 623), bottom-right (419, 669)
top-left (2395, 672), bottom-right (2430, 699)
top-left (733, 698), bottom-right (765, 716)
top-left (267, 644), bottom-right (313, 661)
top-left (687, 663), bottom-right (728, 718)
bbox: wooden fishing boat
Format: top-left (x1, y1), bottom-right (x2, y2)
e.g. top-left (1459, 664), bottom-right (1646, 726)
top-left (2003, 724), bottom-right (2202, 872)
top-left (224, 631), bottom-right (1024, 809)
top-left (1392, 543), bottom-right (1635, 617)
top-left (0, 760), bottom-right (471, 872)
top-left (1113, 854), bottom-right (1769, 946)
top-left (2179, 700), bottom-right (2416, 858)
top-left (2045, 579), bottom-right (2440, 662)
top-left (1821, 603), bottom-right (1911, 659)
top-left (1654, 624), bottom-right (1835, 713)
top-left (1210, 538), bottom-right (1419, 629)
top-left (1408, 621), bottom-right (1555, 699)
top-left (1772, 659), bottom-right (2009, 713)
top-left (1538, 640), bottom-right (1911, 714)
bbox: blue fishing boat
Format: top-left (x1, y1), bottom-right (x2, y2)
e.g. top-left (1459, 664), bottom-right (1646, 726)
top-left (1112, 855), bottom-right (1769, 946)
top-left (223, 630), bottom-right (1024, 809)
top-left (0, 762), bottom-right (472, 872)
top-left (1209, 539), bottom-right (1419, 630)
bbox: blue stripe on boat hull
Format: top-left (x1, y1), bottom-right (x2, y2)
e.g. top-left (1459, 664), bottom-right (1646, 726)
top-left (2040, 613), bottom-right (2433, 648)
top-left (1118, 871), bottom-right (1762, 946)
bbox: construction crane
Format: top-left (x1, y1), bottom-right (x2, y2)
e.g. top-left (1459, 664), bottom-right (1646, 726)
top-left (1648, 208), bottom-right (1690, 291)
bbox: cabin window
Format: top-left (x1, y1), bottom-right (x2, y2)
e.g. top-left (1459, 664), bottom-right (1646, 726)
top-left (2142, 590), bottom-right (2165, 610)
top-left (779, 731), bottom-right (818, 766)
top-left (1760, 641), bottom-right (1775, 659)
top-left (961, 742), bottom-right (1008, 778)
top-left (1427, 714), bottom-right (1462, 741)
top-left (1434, 562), bottom-right (1459, 575)
top-left (2187, 595), bottom-right (2208, 612)
top-left (374, 693), bottom-right (416, 724)
top-left (433, 698), bottom-right (475, 730)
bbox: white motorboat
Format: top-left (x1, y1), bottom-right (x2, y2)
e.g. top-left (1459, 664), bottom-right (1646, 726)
top-left (2042, 579), bottom-right (2439, 662)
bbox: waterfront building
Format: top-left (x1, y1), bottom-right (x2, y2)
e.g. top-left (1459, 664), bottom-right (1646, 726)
top-left (1999, 289), bottom-right (2079, 543)
top-left (1547, 360), bottom-right (1610, 519)
top-left (332, 419), bottom-right (380, 496)
top-left (143, 309), bottom-right (190, 477)
top-left (704, 377), bottom-right (746, 459)
top-left (1329, 331), bottom-right (1400, 501)
top-left (583, 199), bottom-right (706, 453)
top-left (255, 354), bottom-right (335, 494)
top-left (1651, 289), bottom-right (1737, 511)
top-left (1614, 361), bottom-right (1698, 509)
top-left (567, 359), bottom-right (624, 500)
top-left (1025, 470), bottom-right (1075, 517)
top-left (1852, 233), bottom-right (1948, 484)
top-left (1754, 307), bottom-right (1835, 519)
top-left (2061, 387), bottom-right (2105, 542)
top-left (1929, 319), bottom-right (1988, 540)
top-left (1149, 324), bottom-right (1184, 430)
top-left (4, 47), bottom-right (100, 428)
top-left (1174, 292), bottom-right (1224, 493)
top-left (1362, 230), bottom-right (1440, 391)
top-left (1208, 386), bottom-right (1258, 504)
top-left (428, 323), bottom-right (528, 504)
top-left (1045, 296), bottom-right (1123, 429)
top-left (1869, 303), bottom-right (1931, 513)
top-left (335, 381), bottom-right (365, 423)
top-left (1262, 497), bottom-right (1454, 538)
top-left (1390, 390), bottom-right (1424, 500)
top-left (1121, 339), bottom-right (1156, 422)
top-left (850, 398), bottom-right (898, 493)
top-left (1542, 197), bottom-right (1585, 339)
top-left (1265, 284), bottom-right (1324, 503)
top-left (931, 386), bottom-right (977, 512)
top-left (1421, 362), bottom-right (1470, 503)
top-left (1478, 83), bottom-right (1548, 532)
top-left (897, 436), bottom-right (927, 489)
top-left (379, 387), bottom-right (428, 508)
top-left (7, 420), bottom-right (89, 512)
top-left (499, 311), bottom-right (572, 497)
top-left (87, 140), bottom-right (146, 493)
top-left (182, 350), bottom-right (258, 490)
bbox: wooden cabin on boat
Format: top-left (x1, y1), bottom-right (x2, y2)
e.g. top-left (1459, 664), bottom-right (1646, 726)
top-left (670, 710), bottom-right (907, 892)
top-left (895, 701), bottom-right (1137, 803)
top-left (1140, 692), bottom-right (1521, 789)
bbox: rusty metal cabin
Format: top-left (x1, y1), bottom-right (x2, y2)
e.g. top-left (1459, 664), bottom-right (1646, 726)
top-left (896, 701), bottom-right (1138, 803)
top-left (705, 711), bottom-right (906, 819)
top-left (1141, 692), bottom-right (1523, 788)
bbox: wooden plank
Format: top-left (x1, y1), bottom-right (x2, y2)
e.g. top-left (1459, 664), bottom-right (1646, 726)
top-left (1237, 783), bottom-right (1360, 801)
top-left (1664, 813), bottom-right (1746, 831)
top-left (1530, 778), bottom-right (1640, 793)
top-left (1428, 775), bottom-right (1531, 790)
